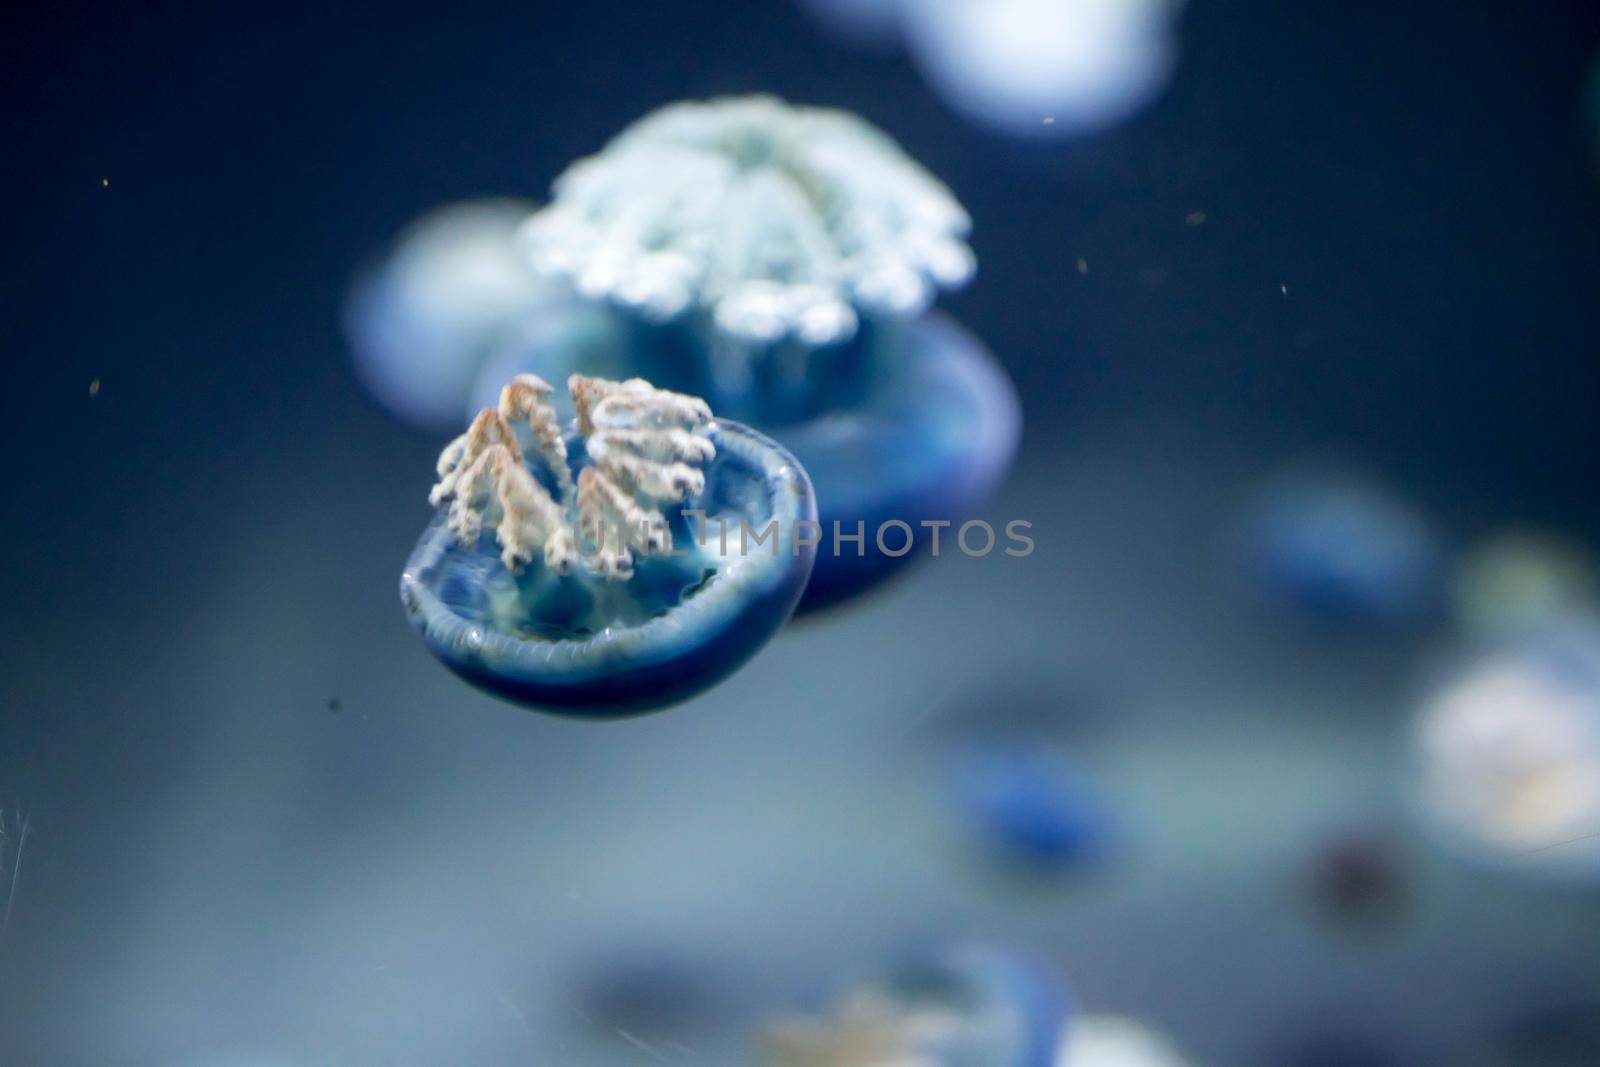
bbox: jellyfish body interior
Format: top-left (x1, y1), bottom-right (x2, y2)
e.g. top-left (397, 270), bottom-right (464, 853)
top-left (497, 97), bottom-right (1020, 611)
top-left (402, 373), bottom-right (816, 716)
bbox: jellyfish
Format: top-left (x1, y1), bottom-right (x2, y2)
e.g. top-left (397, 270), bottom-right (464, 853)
top-left (492, 96), bottom-right (1020, 611)
top-left (1240, 466), bottom-right (1442, 625)
top-left (797, 0), bottom-right (1183, 139)
top-left (1411, 616), bottom-right (1600, 881)
top-left (765, 943), bottom-right (1068, 1067)
top-left (343, 198), bottom-right (573, 431)
top-left (956, 745), bottom-right (1112, 870)
top-left (401, 372), bottom-right (817, 716)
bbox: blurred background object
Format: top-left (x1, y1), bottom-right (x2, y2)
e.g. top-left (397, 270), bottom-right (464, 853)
top-left (1238, 463), bottom-right (1443, 626)
top-left (1056, 1015), bottom-right (1199, 1067)
top-left (1450, 530), bottom-right (1600, 640)
top-left (344, 198), bottom-right (554, 431)
top-left (766, 942), bottom-right (1067, 1067)
top-left (1412, 616), bottom-right (1600, 880)
top-left (798, 0), bottom-right (1184, 138)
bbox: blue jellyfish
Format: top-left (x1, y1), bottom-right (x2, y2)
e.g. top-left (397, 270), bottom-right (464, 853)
top-left (482, 96), bottom-right (1020, 611)
top-left (766, 943), bottom-right (1068, 1067)
top-left (344, 198), bottom-right (572, 431)
top-left (956, 745), bottom-right (1112, 869)
top-left (1241, 466), bottom-right (1443, 624)
top-left (1411, 615), bottom-right (1600, 883)
top-left (798, 0), bottom-right (1183, 140)
top-left (401, 372), bottom-right (816, 717)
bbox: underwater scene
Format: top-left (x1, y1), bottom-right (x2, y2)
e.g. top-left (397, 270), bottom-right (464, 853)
top-left (4, 1), bottom-right (1600, 1064)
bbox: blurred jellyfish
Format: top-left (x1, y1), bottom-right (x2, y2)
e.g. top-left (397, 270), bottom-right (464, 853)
top-left (344, 198), bottom-right (564, 430)
top-left (1412, 617), bottom-right (1600, 880)
top-left (1055, 1016), bottom-right (1198, 1067)
top-left (767, 943), bottom-right (1068, 1067)
top-left (401, 372), bottom-right (816, 716)
top-left (1241, 467), bottom-right (1443, 624)
top-left (797, 0), bottom-right (1182, 139)
top-left (501, 96), bottom-right (1019, 611)
top-left (902, 0), bottom-right (1183, 138)
top-left (957, 745), bottom-right (1112, 870)
top-left (1451, 530), bottom-right (1598, 640)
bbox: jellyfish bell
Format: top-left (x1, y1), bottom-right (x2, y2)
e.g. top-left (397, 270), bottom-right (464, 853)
top-left (501, 96), bottom-right (1021, 612)
top-left (767, 943), bottom-right (1068, 1067)
top-left (956, 744), bottom-right (1113, 871)
top-left (344, 198), bottom-right (564, 431)
top-left (1411, 616), bottom-right (1600, 882)
top-left (901, 0), bottom-right (1183, 139)
top-left (401, 373), bottom-right (816, 717)
top-left (1240, 466), bottom-right (1443, 625)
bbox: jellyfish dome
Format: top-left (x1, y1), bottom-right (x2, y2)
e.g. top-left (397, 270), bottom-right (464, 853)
top-left (767, 943), bottom-right (1068, 1067)
top-left (1412, 617), bottom-right (1600, 881)
top-left (1241, 467), bottom-right (1443, 624)
top-left (796, 0), bottom-right (1183, 140)
top-left (401, 372), bottom-right (816, 717)
top-left (344, 198), bottom-right (563, 431)
top-left (900, 0), bottom-right (1184, 139)
top-left (497, 96), bottom-right (1020, 611)
top-left (957, 745), bottom-right (1112, 869)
